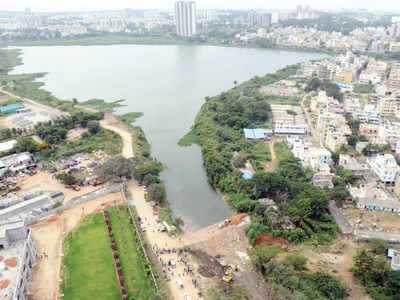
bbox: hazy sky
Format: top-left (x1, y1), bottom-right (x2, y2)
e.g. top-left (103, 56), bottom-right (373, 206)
top-left (2, 0), bottom-right (400, 12)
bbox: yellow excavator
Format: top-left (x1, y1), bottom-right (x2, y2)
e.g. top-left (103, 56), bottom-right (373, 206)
top-left (222, 264), bottom-right (238, 283)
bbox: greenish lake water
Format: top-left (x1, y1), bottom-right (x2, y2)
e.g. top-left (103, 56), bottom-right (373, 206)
top-left (13, 45), bottom-right (326, 230)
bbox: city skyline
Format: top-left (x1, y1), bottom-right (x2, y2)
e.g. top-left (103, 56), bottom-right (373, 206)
top-left (2, 0), bottom-right (400, 13)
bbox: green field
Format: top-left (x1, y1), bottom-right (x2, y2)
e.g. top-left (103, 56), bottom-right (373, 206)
top-left (108, 206), bottom-right (154, 299)
top-left (61, 213), bottom-right (121, 300)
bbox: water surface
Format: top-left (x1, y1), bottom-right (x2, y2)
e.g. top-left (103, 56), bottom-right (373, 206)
top-left (13, 45), bottom-right (326, 230)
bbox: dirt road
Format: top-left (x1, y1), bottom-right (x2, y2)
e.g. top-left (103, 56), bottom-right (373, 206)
top-left (29, 192), bottom-right (123, 300)
top-left (301, 93), bottom-right (320, 147)
top-left (100, 114), bottom-right (133, 158)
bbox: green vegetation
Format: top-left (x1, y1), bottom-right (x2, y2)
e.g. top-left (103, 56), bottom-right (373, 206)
top-left (182, 65), bottom-right (337, 245)
top-left (0, 48), bottom-right (22, 74)
top-left (207, 284), bottom-right (250, 300)
top-left (305, 77), bottom-right (343, 102)
top-left (108, 206), bottom-right (154, 299)
top-left (81, 98), bottom-right (126, 110)
top-left (61, 213), bottom-right (121, 300)
top-left (354, 84), bottom-right (375, 94)
top-left (39, 128), bottom-right (121, 161)
top-left (250, 244), bottom-right (348, 300)
top-left (370, 238), bottom-right (389, 255)
top-left (55, 172), bottom-right (78, 185)
top-left (117, 112), bottom-right (144, 123)
top-left (117, 112), bottom-right (150, 158)
top-left (4, 35), bottom-right (189, 47)
top-left (352, 249), bottom-right (400, 300)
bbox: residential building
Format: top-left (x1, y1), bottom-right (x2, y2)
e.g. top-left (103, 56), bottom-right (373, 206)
top-left (0, 152), bottom-right (35, 176)
top-left (339, 154), bottom-right (369, 176)
top-left (175, 1), bottom-right (196, 37)
top-left (388, 249), bottom-right (400, 271)
top-left (0, 219), bottom-right (37, 300)
top-left (274, 122), bottom-right (308, 135)
top-left (368, 153), bottom-right (400, 185)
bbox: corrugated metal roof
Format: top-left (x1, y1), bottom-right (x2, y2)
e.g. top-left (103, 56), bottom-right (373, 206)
top-left (0, 103), bottom-right (24, 113)
top-left (241, 170), bottom-right (253, 180)
top-left (243, 128), bottom-right (266, 140)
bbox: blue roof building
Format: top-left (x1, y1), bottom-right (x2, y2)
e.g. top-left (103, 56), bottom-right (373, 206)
top-left (0, 103), bottom-right (24, 115)
top-left (241, 170), bottom-right (253, 180)
top-left (243, 128), bottom-right (266, 140)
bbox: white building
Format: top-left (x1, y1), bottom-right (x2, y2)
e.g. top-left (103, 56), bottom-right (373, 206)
top-left (368, 154), bottom-right (400, 184)
top-left (274, 122), bottom-right (308, 135)
top-left (175, 1), bottom-right (196, 37)
top-left (0, 219), bottom-right (37, 300)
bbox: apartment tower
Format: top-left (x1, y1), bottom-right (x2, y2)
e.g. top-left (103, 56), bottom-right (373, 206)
top-left (175, 1), bottom-right (196, 37)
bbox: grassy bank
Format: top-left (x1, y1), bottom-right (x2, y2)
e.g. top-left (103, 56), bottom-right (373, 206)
top-left (4, 35), bottom-right (189, 47)
top-left (61, 213), bottom-right (121, 300)
top-left (108, 206), bottom-right (154, 299)
top-left (81, 98), bottom-right (126, 110)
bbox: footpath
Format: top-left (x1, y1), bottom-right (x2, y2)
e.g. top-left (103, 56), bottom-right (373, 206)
top-left (101, 116), bottom-right (202, 300)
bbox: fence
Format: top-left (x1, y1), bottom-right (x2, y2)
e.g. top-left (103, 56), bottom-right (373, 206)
top-left (26, 184), bottom-right (123, 225)
top-left (121, 180), bottom-right (160, 293)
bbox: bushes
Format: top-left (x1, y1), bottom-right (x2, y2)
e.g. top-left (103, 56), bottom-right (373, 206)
top-left (249, 244), bottom-right (280, 272)
top-left (55, 172), bottom-right (77, 185)
top-left (147, 183), bottom-right (166, 204)
top-left (285, 253), bottom-right (308, 271)
top-left (351, 249), bottom-right (399, 299)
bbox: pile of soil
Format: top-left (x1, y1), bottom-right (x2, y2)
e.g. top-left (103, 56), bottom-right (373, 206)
top-left (0, 279), bottom-right (10, 290)
top-left (191, 250), bottom-right (224, 278)
top-left (5, 257), bottom-right (17, 268)
top-left (46, 216), bottom-right (59, 223)
top-left (254, 233), bottom-right (289, 247)
top-left (229, 213), bottom-right (249, 225)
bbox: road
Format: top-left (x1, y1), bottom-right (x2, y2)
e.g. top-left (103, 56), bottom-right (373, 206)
top-left (0, 87), bottom-right (67, 117)
top-left (300, 93), bottom-right (320, 147)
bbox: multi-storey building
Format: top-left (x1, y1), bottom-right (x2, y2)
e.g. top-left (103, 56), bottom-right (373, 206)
top-left (0, 219), bottom-right (37, 300)
top-left (175, 1), bottom-right (196, 37)
top-left (368, 153), bottom-right (400, 185)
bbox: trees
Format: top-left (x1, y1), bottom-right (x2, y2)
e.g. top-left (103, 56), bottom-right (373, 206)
top-left (96, 156), bottom-right (135, 182)
top-left (249, 244), bottom-right (280, 272)
top-left (147, 183), bottom-right (166, 204)
top-left (142, 174), bottom-right (160, 187)
top-left (134, 160), bottom-right (163, 182)
top-left (55, 172), bottom-right (77, 185)
top-left (13, 137), bottom-right (38, 153)
top-left (370, 238), bottom-right (389, 255)
top-left (87, 120), bottom-right (100, 134)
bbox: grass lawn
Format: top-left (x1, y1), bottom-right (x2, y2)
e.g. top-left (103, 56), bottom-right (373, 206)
top-left (61, 213), bottom-right (121, 300)
top-left (108, 206), bottom-right (154, 299)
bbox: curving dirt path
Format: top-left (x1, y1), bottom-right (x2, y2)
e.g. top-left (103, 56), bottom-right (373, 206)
top-left (100, 113), bottom-right (133, 158)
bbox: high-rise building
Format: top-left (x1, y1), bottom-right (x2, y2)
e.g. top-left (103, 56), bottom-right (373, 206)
top-left (248, 11), bottom-right (272, 28)
top-left (175, 1), bottom-right (196, 37)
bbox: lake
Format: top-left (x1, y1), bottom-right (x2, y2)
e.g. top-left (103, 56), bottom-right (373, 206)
top-left (13, 45), bottom-right (326, 230)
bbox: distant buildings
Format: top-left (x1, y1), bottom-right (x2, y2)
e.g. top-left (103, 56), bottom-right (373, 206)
top-left (248, 11), bottom-right (272, 28)
top-left (175, 1), bottom-right (196, 37)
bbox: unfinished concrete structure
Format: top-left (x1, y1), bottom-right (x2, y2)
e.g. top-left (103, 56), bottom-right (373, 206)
top-left (0, 191), bottom-right (64, 222)
top-left (0, 218), bottom-right (37, 300)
